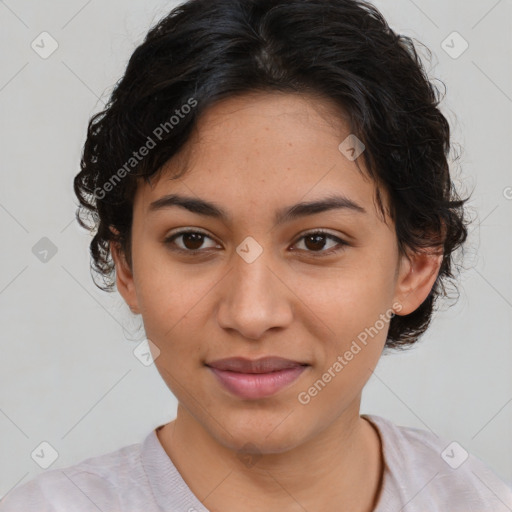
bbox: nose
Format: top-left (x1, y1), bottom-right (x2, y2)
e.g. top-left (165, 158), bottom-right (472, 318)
top-left (216, 246), bottom-right (294, 340)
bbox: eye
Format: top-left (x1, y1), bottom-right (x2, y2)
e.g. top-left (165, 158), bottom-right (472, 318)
top-left (163, 229), bottom-right (348, 256)
top-left (292, 230), bottom-right (348, 256)
top-left (163, 229), bottom-right (220, 254)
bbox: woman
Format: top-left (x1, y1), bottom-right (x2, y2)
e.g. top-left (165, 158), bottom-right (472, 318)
top-left (2, 0), bottom-right (511, 510)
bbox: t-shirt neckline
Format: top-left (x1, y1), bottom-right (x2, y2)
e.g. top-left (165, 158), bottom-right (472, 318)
top-left (141, 415), bottom-right (397, 512)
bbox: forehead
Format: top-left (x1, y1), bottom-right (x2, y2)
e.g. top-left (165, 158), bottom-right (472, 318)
top-left (134, 92), bottom-right (388, 224)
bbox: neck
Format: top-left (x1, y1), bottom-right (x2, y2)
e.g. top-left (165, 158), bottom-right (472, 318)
top-left (157, 401), bottom-right (383, 512)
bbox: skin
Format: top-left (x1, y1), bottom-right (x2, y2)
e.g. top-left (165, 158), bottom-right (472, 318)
top-left (111, 91), bottom-right (442, 512)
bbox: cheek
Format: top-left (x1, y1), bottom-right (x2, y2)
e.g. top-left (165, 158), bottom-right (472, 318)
top-left (306, 254), bottom-right (395, 331)
top-left (295, 278), bottom-right (389, 415)
top-left (132, 258), bottom-right (191, 351)
top-left (296, 253), bottom-right (394, 376)
top-left (133, 239), bottom-right (200, 318)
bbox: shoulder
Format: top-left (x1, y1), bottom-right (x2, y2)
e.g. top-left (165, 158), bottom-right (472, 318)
top-left (0, 438), bottom-right (148, 511)
top-left (365, 414), bottom-right (512, 511)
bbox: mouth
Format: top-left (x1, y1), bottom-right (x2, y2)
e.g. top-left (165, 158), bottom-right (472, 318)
top-left (205, 356), bottom-right (310, 400)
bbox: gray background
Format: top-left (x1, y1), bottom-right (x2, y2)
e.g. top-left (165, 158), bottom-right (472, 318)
top-left (1, 0), bottom-right (511, 498)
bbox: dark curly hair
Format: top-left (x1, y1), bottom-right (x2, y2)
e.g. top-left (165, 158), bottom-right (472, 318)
top-left (73, 0), bottom-right (470, 349)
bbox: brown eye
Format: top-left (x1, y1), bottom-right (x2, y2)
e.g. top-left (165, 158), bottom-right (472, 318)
top-left (179, 232), bottom-right (206, 250)
top-left (164, 230), bottom-right (219, 254)
top-left (293, 231), bottom-right (348, 256)
top-left (304, 233), bottom-right (329, 251)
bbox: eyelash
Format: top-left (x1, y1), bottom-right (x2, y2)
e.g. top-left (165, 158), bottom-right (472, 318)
top-left (163, 229), bottom-right (348, 257)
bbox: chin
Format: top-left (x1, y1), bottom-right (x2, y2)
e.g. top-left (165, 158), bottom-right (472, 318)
top-left (207, 408), bottom-right (312, 455)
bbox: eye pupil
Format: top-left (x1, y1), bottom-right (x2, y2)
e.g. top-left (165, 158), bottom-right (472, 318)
top-left (305, 234), bottom-right (327, 251)
top-left (182, 233), bottom-right (204, 250)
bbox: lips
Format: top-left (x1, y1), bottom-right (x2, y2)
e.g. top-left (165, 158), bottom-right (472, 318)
top-left (205, 356), bottom-right (309, 399)
top-left (206, 356), bottom-right (306, 373)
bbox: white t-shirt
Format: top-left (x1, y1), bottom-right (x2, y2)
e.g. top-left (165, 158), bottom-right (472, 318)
top-left (1, 414), bottom-right (511, 511)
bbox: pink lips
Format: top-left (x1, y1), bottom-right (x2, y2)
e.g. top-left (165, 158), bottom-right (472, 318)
top-left (206, 356), bottom-right (308, 399)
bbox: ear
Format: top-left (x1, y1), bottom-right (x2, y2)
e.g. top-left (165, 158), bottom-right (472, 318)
top-left (110, 238), bottom-right (140, 314)
top-left (392, 247), bottom-right (443, 316)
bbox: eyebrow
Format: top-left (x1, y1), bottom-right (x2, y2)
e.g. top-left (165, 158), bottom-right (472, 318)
top-left (148, 192), bottom-right (367, 225)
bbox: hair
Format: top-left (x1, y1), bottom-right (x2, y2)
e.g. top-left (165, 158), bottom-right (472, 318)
top-left (73, 0), bottom-right (470, 349)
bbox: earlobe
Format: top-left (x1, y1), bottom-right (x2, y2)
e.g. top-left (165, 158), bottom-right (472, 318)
top-left (393, 249), bottom-right (443, 316)
top-left (110, 240), bottom-right (140, 314)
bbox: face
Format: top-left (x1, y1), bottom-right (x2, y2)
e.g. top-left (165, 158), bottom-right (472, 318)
top-left (112, 92), bottom-right (440, 454)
